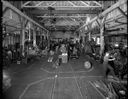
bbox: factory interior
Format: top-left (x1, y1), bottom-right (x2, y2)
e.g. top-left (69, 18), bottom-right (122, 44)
top-left (2, 0), bottom-right (127, 99)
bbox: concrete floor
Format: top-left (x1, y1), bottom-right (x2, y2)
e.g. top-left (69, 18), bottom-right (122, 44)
top-left (3, 55), bottom-right (106, 99)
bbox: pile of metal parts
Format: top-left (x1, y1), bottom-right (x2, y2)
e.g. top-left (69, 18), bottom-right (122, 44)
top-left (108, 43), bottom-right (127, 80)
top-left (90, 80), bottom-right (127, 99)
top-left (91, 42), bottom-right (127, 80)
top-left (90, 42), bottom-right (127, 98)
top-left (111, 81), bottom-right (127, 99)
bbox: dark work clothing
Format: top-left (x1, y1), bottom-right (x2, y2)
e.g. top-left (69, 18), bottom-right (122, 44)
top-left (103, 62), bottom-right (115, 79)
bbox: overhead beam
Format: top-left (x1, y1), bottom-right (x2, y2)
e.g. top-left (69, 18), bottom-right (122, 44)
top-left (69, 17), bottom-right (77, 23)
top-left (28, 9), bottom-right (101, 14)
top-left (68, 1), bottom-right (76, 6)
top-left (22, 1), bottom-right (31, 8)
top-left (80, 1), bottom-right (89, 6)
top-left (4, 24), bottom-right (21, 29)
top-left (93, 1), bottom-right (102, 7)
top-left (96, 20), bottom-right (100, 27)
top-left (84, 1), bottom-right (90, 5)
top-left (115, 19), bottom-right (127, 24)
top-left (117, 7), bottom-right (127, 18)
top-left (35, 1), bottom-right (44, 7)
top-left (76, 0), bottom-right (127, 32)
top-left (37, 16), bottom-right (87, 18)
top-left (105, 13), bottom-right (126, 23)
top-left (2, 0), bottom-right (48, 32)
top-left (48, 1), bottom-right (56, 6)
top-left (22, 5), bottom-right (102, 8)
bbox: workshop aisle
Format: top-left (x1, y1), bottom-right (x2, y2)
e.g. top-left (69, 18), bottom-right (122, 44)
top-left (3, 55), bottom-right (106, 99)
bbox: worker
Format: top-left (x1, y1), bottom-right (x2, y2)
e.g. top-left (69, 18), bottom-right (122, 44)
top-left (103, 52), bottom-right (116, 79)
top-left (48, 49), bottom-right (54, 62)
top-left (58, 44), bottom-right (67, 65)
top-left (60, 44), bottom-right (67, 53)
top-left (7, 49), bottom-right (12, 64)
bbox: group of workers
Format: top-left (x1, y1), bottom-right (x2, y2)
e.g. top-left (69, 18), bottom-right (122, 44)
top-left (3, 37), bottom-right (127, 80)
top-left (47, 38), bottom-right (127, 80)
top-left (47, 39), bottom-right (82, 66)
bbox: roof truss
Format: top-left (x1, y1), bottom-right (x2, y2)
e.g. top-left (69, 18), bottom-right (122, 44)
top-left (22, 1), bottom-right (102, 8)
top-left (21, 1), bottom-right (103, 31)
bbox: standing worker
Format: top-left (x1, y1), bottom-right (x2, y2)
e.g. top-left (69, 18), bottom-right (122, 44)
top-left (7, 49), bottom-right (12, 64)
top-left (103, 52), bottom-right (116, 79)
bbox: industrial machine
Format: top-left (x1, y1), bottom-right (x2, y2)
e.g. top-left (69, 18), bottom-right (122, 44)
top-left (3, 69), bottom-right (11, 92)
